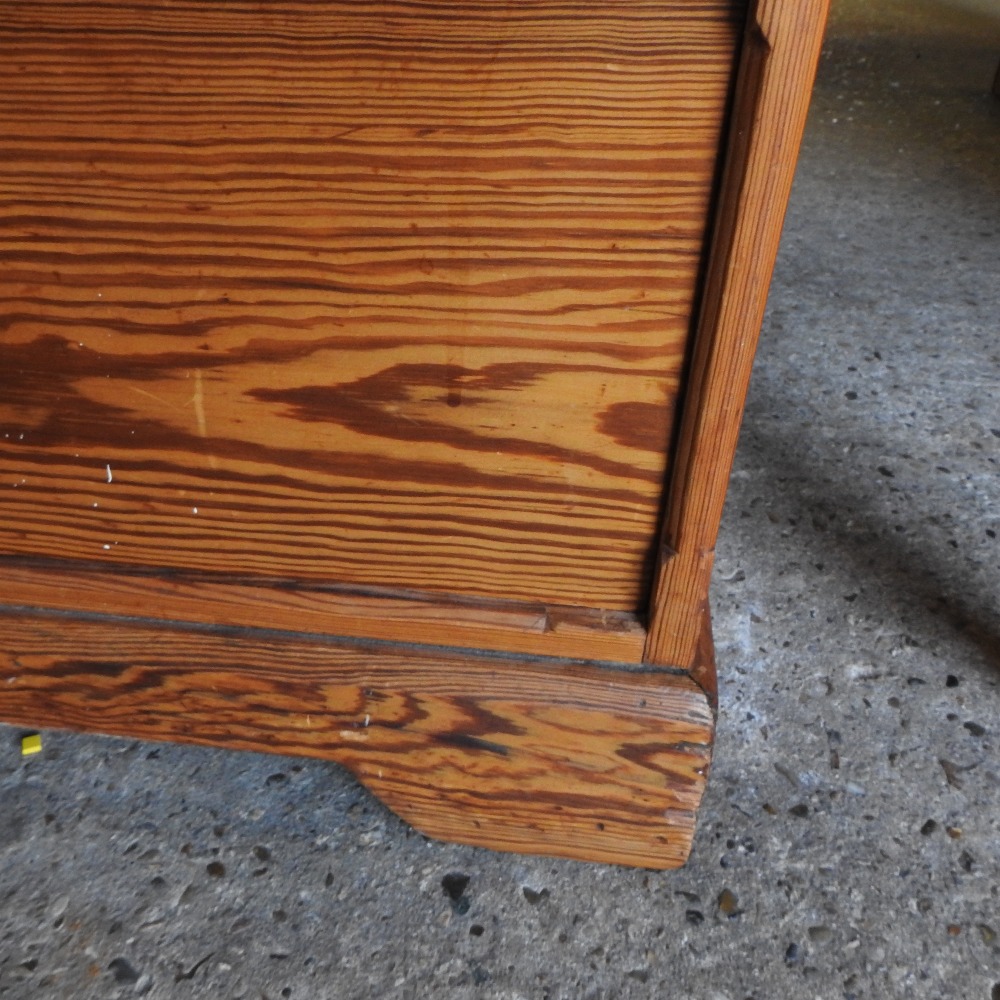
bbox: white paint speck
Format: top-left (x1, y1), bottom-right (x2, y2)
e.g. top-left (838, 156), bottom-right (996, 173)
top-left (339, 730), bottom-right (369, 742)
top-left (105, 464), bottom-right (113, 483)
top-left (193, 507), bottom-right (198, 514)
top-left (103, 544), bottom-right (111, 550)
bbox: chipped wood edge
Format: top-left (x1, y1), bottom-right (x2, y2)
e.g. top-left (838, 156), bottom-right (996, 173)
top-left (646, 0), bottom-right (830, 667)
top-left (0, 609), bottom-right (715, 868)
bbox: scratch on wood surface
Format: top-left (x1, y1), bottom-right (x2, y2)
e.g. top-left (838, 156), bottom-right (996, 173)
top-left (127, 385), bottom-right (183, 411)
top-left (190, 369), bottom-right (218, 468)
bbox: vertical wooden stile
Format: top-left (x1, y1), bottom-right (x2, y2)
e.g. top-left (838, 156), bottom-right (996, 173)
top-left (645, 0), bottom-right (830, 669)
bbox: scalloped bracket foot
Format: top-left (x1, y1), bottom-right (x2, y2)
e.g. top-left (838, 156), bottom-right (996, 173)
top-left (0, 610), bottom-right (715, 869)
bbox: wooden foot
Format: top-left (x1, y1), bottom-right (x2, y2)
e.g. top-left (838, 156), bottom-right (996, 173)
top-left (0, 610), bottom-right (715, 869)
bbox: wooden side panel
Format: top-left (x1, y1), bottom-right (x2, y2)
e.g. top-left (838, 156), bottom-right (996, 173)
top-left (0, 610), bottom-right (714, 868)
top-left (646, 0), bottom-right (829, 664)
top-left (0, 0), bottom-right (743, 613)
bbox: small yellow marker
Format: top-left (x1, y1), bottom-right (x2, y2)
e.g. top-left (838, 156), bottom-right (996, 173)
top-left (21, 733), bottom-right (42, 756)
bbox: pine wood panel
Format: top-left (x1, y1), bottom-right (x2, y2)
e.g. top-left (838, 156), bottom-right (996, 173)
top-left (646, 0), bottom-right (829, 663)
top-left (0, 610), bottom-right (714, 868)
top-left (0, 0), bottom-right (743, 612)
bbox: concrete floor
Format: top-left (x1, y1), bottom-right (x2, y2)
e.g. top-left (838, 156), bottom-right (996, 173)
top-left (2, 2), bottom-right (999, 998)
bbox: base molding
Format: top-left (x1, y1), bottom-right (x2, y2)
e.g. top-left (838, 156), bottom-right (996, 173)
top-left (0, 609), bottom-right (715, 869)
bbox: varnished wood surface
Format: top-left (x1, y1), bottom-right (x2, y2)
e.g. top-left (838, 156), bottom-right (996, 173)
top-left (0, 561), bottom-right (647, 662)
top-left (0, 610), bottom-right (714, 868)
top-left (0, 0), bottom-right (743, 613)
top-left (0, 0), bottom-right (835, 867)
top-left (645, 0), bottom-right (829, 664)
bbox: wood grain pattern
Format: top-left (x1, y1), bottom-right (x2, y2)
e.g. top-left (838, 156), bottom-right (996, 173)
top-left (0, 0), bottom-right (743, 612)
top-left (0, 561), bottom-right (647, 662)
top-left (0, 0), bottom-right (833, 867)
top-left (0, 609), bottom-right (714, 868)
top-left (645, 0), bottom-right (829, 664)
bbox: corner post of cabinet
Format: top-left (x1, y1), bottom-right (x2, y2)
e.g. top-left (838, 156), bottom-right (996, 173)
top-left (644, 0), bottom-right (831, 674)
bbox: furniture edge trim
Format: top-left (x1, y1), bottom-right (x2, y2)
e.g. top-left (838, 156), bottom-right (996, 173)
top-left (645, 0), bottom-right (830, 667)
top-left (0, 560), bottom-right (646, 664)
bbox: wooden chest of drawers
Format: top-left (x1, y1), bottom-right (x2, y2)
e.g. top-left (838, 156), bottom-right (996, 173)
top-left (0, 0), bottom-right (827, 867)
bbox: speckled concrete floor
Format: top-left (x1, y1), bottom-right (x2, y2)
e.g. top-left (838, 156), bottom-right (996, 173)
top-left (2, 2), bottom-right (999, 998)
